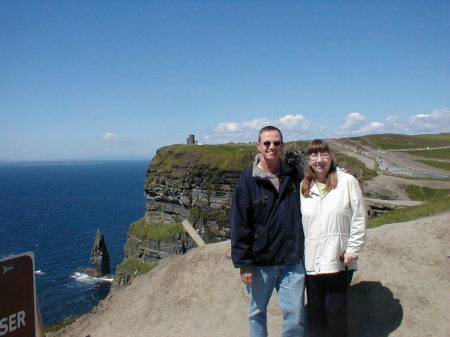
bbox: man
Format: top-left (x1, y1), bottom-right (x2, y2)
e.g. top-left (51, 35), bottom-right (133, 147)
top-left (231, 126), bottom-right (306, 337)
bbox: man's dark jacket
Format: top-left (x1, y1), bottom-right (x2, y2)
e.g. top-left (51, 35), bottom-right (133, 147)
top-left (231, 161), bottom-right (304, 268)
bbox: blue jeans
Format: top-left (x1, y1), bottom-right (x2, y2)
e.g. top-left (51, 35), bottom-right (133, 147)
top-left (247, 263), bottom-right (306, 337)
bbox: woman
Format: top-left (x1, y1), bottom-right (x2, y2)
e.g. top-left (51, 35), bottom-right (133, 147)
top-left (300, 139), bottom-right (367, 337)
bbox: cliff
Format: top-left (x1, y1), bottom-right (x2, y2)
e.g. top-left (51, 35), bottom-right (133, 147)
top-left (120, 140), bottom-right (385, 279)
top-left (123, 144), bottom-right (255, 262)
top-left (122, 142), bottom-right (306, 265)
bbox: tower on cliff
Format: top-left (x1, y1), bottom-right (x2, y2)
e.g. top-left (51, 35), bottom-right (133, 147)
top-left (186, 134), bottom-right (196, 145)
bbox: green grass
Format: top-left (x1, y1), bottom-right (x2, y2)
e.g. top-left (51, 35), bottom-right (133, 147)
top-left (150, 141), bottom-right (311, 175)
top-left (114, 257), bottom-right (158, 283)
top-left (402, 147), bottom-right (450, 159)
top-left (416, 159), bottom-right (450, 171)
top-left (367, 198), bottom-right (450, 228)
top-left (44, 315), bottom-right (80, 333)
top-left (402, 185), bottom-right (450, 201)
top-left (367, 185), bottom-right (450, 228)
top-left (129, 217), bottom-right (183, 240)
top-left (283, 140), bottom-right (309, 152)
top-left (335, 153), bottom-right (378, 181)
top-left (151, 144), bottom-right (256, 172)
top-left (350, 133), bottom-right (450, 150)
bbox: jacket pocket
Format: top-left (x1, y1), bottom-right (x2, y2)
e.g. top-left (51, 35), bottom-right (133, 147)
top-left (252, 222), bottom-right (269, 254)
top-left (251, 195), bottom-right (268, 253)
top-left (252, 196), bottom-right (267, 226)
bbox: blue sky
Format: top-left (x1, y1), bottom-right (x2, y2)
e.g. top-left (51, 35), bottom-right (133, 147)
top-left (1, 0), bottom-right (448, 161)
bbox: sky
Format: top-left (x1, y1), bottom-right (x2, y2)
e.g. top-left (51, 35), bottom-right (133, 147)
top-left (1, 0), bottom-right (449, 161)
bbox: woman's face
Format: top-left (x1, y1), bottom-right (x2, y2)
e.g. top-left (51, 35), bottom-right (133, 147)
top-left (308, 151), bottom-right (332, 176)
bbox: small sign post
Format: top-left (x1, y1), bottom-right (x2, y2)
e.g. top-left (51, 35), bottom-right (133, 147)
top-left (0, 252), bottom-right (37, 337)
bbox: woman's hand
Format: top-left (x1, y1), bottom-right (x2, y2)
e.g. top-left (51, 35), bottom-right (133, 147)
top-left (343, 253), bottom-right (358, 266)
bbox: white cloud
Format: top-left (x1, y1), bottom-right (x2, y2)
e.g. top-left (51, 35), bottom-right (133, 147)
top-left (334, 112), bottom-right (376, 136)
top-left (203, 114), bottom-right (312, 143)
top-left (407, 108), bottom-right (450, 133)
top-left (215, 122), bottom-right (240, 132)
top-left (100, 132), bottom-right (141, 144)
top-left (243, 118), bottom-right (271, 130)
top-left (378, 108), bottom-right (450, 135)
top-left (339, 112), bottom-right (366, 131)
top-left (278, 114), bottom-right (311, 131)
top-left (203, 108), bottom-right (449, 144)
top-left (333, 108), bottom-right (450, 137)
top-left (361, 121), bottom-right (384, 133)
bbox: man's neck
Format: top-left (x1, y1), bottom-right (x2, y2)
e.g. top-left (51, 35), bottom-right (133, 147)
top-left (258, 158), bottom-right (280, 174)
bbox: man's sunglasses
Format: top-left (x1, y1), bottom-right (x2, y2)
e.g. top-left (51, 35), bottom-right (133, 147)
top-left (262, 141), bottom-right (282, 147)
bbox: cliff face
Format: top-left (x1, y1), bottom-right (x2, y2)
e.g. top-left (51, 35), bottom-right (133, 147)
top-left (124, 144), bottom-right (259, 260)
top-left (122, 140), bottom-right (397, 266)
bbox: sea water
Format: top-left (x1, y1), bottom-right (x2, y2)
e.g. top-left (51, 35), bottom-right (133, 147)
top-left (0, 161), bottom-right (148, 325)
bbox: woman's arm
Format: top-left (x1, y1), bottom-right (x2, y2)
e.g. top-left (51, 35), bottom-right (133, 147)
top-left (346, 176), bottom-right (367, 256)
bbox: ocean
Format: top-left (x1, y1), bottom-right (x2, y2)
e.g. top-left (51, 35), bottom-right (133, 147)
top-left (0, 160), bottom-right (149, 325)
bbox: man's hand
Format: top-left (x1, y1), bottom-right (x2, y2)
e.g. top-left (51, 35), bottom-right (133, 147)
top-left (240, 266), bottom-right (253, 285)
top-left (343, 253), bottom-right (358, 266)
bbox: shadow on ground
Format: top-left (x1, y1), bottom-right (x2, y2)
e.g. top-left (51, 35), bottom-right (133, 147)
top-left (349, 281), bottom-right (403, 337)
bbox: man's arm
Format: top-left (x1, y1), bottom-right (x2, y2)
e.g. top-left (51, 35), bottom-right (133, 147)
top-left (231, 175), bottom-right (255, 275)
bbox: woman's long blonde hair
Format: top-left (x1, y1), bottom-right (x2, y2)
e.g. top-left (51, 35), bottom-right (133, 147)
top-left (301, 139), bottom-right (337, 197)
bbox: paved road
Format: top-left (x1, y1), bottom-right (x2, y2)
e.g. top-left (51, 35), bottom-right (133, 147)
top-left (327, 139), bottom-right (450, 179)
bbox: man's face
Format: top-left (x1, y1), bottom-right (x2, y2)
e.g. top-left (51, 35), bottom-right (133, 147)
top-left (257, 130), bottom-right (283, 162)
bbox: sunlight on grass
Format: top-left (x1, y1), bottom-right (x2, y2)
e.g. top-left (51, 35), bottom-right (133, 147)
top-left (403, 147), bottom-right (450, 159)
top-left (367, 198), bottom-right (450, 228)
top-left (114, 257), bottom-right (158, 283)
top-left (368, 185), bottom-right (450, 228)
top-left (416, 159), bottom-right (450, 171)
top-left (129, 217), bottom-right (183, 240)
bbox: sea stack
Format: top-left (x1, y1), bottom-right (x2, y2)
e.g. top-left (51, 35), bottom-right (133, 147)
top-left (90, 229), bottom-right (111, 276)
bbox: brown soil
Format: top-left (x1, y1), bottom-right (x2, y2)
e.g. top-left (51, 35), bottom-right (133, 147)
top-left (49, 211), bottom-right (450, 337)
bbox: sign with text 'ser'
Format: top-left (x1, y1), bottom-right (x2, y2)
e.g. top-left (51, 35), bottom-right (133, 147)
top-left (0, 252), bottom-right (36, 337)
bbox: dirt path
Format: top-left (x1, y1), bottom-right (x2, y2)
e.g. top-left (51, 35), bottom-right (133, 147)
top-left (50, 211), bottom-right (450, 337)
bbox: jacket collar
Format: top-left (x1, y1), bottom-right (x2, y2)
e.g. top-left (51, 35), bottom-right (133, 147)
top-left (252, 154), bottom-right (293, 179)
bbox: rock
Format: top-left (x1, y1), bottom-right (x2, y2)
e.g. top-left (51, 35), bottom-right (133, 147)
top-left (90, 229), bottom-right (110, 276)
top-left (76, 267), bottom-right (102, 278)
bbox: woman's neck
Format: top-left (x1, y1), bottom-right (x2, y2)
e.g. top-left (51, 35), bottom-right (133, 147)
top-left (315, 173), bottom-right (327, 184)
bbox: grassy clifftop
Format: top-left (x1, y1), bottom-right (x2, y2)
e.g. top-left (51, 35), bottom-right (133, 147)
top-left (129, 217), bottom-right (183, 240)
top-left (150, 144), bottom-right (257, 172)
top-left (149, 141), bottom-right (376, 181)
top-left (350, 132), bottom-right (450, 150)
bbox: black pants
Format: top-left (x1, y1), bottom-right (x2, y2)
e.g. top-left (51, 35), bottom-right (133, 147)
top-left (306, 270), bottom-right (353, 337)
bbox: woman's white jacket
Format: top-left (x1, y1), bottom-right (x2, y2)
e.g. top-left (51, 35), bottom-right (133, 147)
top-left (300, 171), bottom-right (367, 275)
